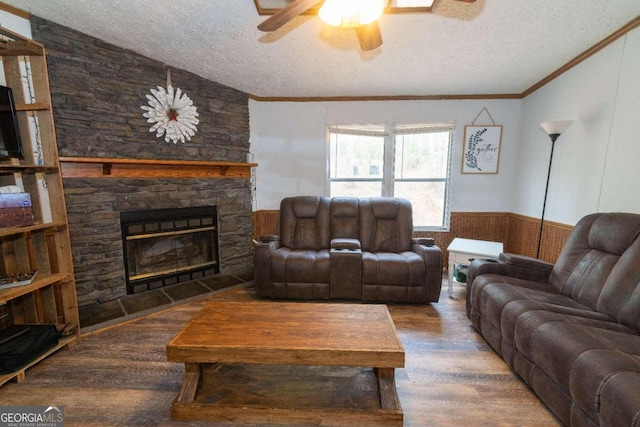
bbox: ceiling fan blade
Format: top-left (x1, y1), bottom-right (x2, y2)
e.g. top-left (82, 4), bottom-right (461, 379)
top-left (257, 0), bottom-right (324, 32)
top-left (355, 21), bottom-right (383, 51)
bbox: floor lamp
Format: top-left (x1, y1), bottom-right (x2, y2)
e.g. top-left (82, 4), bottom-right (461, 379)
top-left (537, 120), bottom-right (574, 259)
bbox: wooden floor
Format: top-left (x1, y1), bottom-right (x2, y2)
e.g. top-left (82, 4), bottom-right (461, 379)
top-left (0, 282), bottom-right (561, 426)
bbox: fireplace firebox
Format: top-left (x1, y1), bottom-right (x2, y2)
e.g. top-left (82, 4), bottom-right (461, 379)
top-left (120, 207), bottom-right (219, 294)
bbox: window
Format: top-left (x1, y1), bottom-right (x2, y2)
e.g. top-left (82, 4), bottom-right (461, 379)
top-left (329, 123), bottom-right (453, 230)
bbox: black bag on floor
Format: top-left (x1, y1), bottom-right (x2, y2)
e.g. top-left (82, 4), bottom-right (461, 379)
top-left (0, 324), bottom-right (59, 374)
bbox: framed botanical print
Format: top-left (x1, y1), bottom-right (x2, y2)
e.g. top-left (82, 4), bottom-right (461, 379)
top-left (462, 125), bottom-right (503, 174)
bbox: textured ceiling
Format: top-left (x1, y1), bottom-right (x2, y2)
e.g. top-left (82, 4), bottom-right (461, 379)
top-left (5, 0), bottom-right (640, 98)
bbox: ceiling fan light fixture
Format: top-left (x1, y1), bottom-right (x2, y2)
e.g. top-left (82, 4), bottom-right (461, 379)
top-left (318, 0), bottom-right (386, 28)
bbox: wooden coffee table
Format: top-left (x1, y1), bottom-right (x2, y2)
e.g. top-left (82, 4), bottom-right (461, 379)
top-left (166, 301), bottom-right (405, 425)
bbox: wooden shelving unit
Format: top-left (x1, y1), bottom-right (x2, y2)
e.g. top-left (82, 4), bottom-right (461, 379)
top-left (0, 29), bottom-right (80, 386)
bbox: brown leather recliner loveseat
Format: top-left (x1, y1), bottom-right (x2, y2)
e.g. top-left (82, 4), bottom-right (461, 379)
top-left (254, 196), bottom-right (442, 303)
top-left (466, 212), bottom-right (640, 426)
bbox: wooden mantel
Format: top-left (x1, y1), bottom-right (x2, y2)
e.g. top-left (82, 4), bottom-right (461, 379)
top-left (59, 157), bottom-right (257, 179)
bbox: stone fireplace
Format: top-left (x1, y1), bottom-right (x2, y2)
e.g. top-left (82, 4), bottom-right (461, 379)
top-left (30, 17), bottom-right (254, 308)
top-left (62, 175), bottom-right (253, 306)
top-left (120, 206), bottom-right (220, 294)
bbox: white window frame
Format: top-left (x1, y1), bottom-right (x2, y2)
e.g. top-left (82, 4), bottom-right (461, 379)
top-left (327, 123), bottom-right (454, 232)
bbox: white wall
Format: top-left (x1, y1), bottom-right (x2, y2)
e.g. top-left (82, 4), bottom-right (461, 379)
top-left (250, 98), bottom-right (522, 211)
top-left (512, 26), bottom-right (640, 225)
top-left (599, 28), bottom-right (640, 213)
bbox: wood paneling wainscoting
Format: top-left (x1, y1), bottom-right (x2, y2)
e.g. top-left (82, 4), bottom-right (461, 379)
top-left (252, 211), bottom-right (574, 267)
top-left (252, 209), bottom-right (280, 241)
top-left (505, 213), bottom-right (574, 263)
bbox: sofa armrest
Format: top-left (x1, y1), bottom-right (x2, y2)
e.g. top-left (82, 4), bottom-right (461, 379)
top-left (413, 243), bottom-right (443, 302)
top-left (466, 253), bottom-right (553, 287)
top-left (330, 240), bottom-right (362, 299)
top-left (331, 238), bottom-right (361, 250)
top-left (260, 234), bottom-right (280, 243)
top-left (253, 238), bottom-right (282, 297)
top-left (412, 243), bottom-right (442, 266)
top-left (412, 237), bottom-right (435, 246)
top-left (498, 253), bottom-right (553, 273)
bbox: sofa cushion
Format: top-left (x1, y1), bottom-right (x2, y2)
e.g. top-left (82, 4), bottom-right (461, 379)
top-left (359, 198), bottom-right (413, 253)
top-left (598, 371), bottom-right (640, 427)
top-left (588, 213), bottom-right (640, 256)
top-left (509, 312), bottom-right (639, 425)
top-left (549, 213), bottom-right (640, 312)
top-left (570, 349), bottom-right (640, 423)
top-left (362, 282), bottom-right (426, 303)
top-left (279, 196), bottom-right (331, 250)
top-left (468, 274), bottom-right (564, 328)
top-left (598, 233), bottom-right (640, 332)
top-left (362, 251), bottom-right (425, 286)
top-left (468, 274), bottom-right (580, 357)
top-left (547, 213), bottom-right (599, 291)
top-left (500, 299), bottom-right (614, 366)
top-left (272, 281), bottom-right (331, 299)
top-left (361, 251), bottom-right (428, 302)
top-left (330, 196), bottom-right (360, 240)
top-left (270, 248), bottom-right (330, 284)
top-left (513, 311), bottom-right (636, 393)
top-left (555, 249), bottom-right (619, 309)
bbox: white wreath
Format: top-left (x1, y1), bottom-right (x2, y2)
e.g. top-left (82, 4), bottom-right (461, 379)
top-left (141, 85), bottom-right (199, 144)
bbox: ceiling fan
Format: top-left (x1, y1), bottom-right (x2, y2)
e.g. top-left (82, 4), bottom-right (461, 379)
top-left (257, 0), bottom-right (478, 51)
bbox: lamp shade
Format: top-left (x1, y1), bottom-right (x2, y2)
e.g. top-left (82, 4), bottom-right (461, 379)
top-left (540, 120), bottom-right (574, 137)
top-left (318, 0), bottom-right (385, 28)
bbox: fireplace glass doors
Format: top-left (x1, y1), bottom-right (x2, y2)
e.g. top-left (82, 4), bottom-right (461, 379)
top-left (120, 207), bottom-right (219, 294)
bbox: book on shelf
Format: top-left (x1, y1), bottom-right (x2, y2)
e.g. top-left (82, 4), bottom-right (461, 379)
top-left (0, 271), bottom-right (38, 290)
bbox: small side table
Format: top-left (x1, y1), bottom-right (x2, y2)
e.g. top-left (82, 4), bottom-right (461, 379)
top-left (447, 238), bottom-right (503, 297)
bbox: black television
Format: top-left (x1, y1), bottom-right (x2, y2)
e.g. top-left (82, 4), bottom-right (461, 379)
top-left (0, 84), bottom-right (24, 159)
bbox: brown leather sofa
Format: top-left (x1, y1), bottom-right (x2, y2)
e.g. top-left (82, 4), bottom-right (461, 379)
top-left (466, 212), bottom-right (640, 426)
top-left (254, 196), bottom-right (442, 303)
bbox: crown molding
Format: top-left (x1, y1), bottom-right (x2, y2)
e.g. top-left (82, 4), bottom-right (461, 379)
top-left (521, 14), bottom-right (640, 97)
top-left (248, 93), bottom-right (522, 102)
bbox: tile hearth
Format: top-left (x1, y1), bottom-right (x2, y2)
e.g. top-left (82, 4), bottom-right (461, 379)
top-left (78, 273), bottom-right (252, 332)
